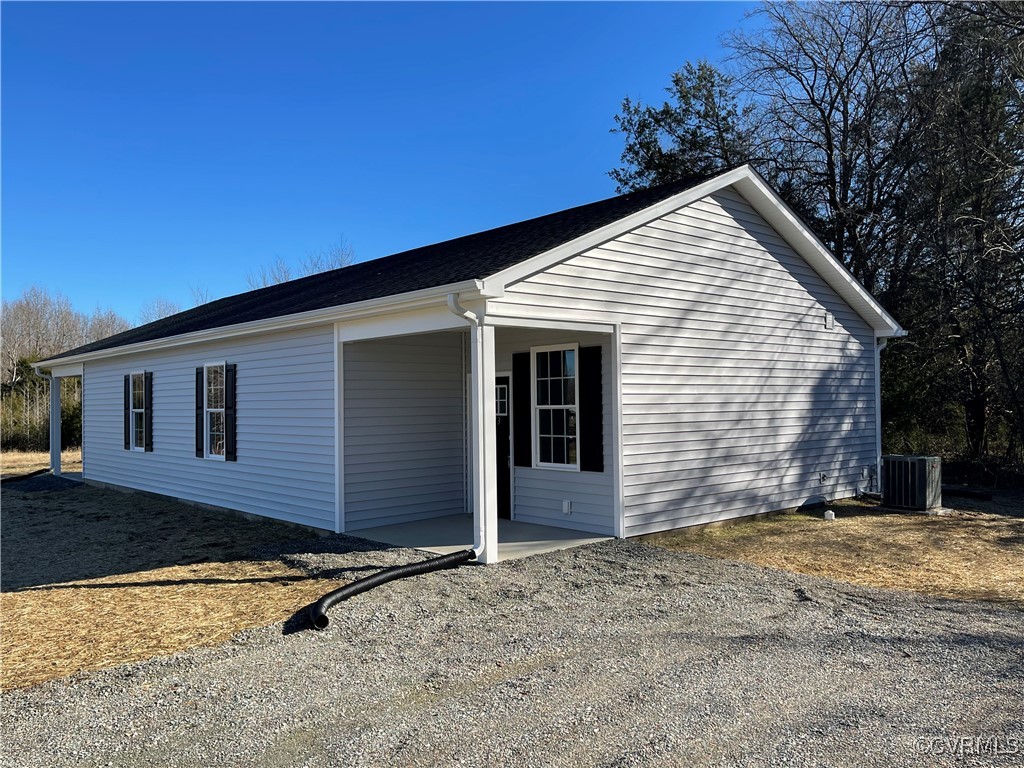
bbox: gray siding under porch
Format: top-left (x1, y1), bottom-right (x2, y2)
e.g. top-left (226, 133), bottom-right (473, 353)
top-left (489, 186), bottom-right (878, 536)
top-left (82, 325), bottom-right (337, 529)
top-left (342, 332), bottom-right (466, 531)
top-left (494, 328), bottom-right (616, 536)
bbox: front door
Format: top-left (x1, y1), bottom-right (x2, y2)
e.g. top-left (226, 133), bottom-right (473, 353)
top-left (496, 376), bottom-right (511, 519)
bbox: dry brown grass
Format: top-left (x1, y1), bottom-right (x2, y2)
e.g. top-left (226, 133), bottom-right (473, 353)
top-left (644, 498), bottom-right (1024, 608)
top-left (1, 561), bottom-right (329, 690)
top-left (1, 449), bottom-right (83, 477)
top-left (1, 482), bottom-right (337, 691)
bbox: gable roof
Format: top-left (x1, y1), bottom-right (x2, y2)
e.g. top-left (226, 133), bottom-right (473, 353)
top-left (41, 164), bottom-right (902, 366)
top-left (44, 171), bottom-right (721, 362)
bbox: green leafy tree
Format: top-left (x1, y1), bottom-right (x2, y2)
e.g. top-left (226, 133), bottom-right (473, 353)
top-left (610, 61), bottom-right (754, 192)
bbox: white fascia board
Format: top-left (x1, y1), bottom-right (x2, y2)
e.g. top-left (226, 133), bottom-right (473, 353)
top-left (36, 279), bottom-right (485, 368)
top-left (338, 304), bottom-right (469, 342)
top-left (47, 362), bottom-right (84, 378)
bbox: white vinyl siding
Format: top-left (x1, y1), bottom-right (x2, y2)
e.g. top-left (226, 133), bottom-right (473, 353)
top-left (342, 332), bottom-right (466, 530)
top-left (489, 186), bottom-right (877, 536)
top-left (494, 328), bottom-right (615, 536)
top-left (82, 325), bottom-right (336, 529)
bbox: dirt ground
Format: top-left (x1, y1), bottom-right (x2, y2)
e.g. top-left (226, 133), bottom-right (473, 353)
top-left (645, 492), bottom-right (1024, 608)
top-left (0, 481), bottom-right (335, 690)
top-left (3, 474), bottom-right (1022, 693)
top-left (1, 449), bottom-right (82, 478)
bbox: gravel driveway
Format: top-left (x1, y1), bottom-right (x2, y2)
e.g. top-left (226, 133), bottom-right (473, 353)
top-left (2, 537), bottom-right (1022, 767)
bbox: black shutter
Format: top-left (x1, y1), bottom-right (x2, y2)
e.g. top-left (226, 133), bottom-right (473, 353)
top-left (195, 367), bottom-right (204, 458)
top-left (512, 352), bottom-right (532, 467)
top-left (123, 375), bottom-right (130, 450)
top-left (578, 346), bottom-right (603, 472)
top-left (144, 371), bottom-right (154, 452)
top-left (225, 363), bottom-right (237, 462)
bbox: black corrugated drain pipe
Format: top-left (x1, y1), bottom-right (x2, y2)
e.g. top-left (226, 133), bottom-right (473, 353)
top-left (309, 548), bottom-right (477, 630)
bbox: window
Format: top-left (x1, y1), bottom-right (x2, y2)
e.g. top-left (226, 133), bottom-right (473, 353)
top-left (130, 373), bottom-right (146, 450)
top-left (204, 363), bottom-right (226, 459)
top-left (124, 371), bottom-right (152, 452)
top-left (532, 344), bottom-right (579, 469)
top-left (496, 384), bottom-right (508, 417)
top-left (196, 362), bottom-right (236, 461)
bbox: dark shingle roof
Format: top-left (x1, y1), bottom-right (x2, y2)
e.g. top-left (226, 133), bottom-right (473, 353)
top-left (50, 173), bottom-right (715, 361)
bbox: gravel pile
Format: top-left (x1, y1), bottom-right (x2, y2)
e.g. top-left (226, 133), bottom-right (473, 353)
top-left (2, 538), bottom-right (1022, 767)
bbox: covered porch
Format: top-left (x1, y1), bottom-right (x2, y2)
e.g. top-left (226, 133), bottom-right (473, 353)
top-left (353, 514), bottom-right (610, 561)
top-left (337, 294), bottom-right (621, 564)
top-left (39, 361), bottom-right (84, 478)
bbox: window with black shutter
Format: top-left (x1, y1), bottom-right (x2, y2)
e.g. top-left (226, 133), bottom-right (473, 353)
top-left (197, 362), bottom-right (237, 461)
top-left (124, 371), bottom-right (153, 452)
top-left (513, 343), bottom-right (603, 472)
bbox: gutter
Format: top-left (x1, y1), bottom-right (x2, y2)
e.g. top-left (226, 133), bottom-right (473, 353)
top-left (36, 279), bottom-right (488, 369)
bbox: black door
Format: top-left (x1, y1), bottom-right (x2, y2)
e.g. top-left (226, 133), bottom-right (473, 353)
top-left (496, 376), bottom-right (511, 519)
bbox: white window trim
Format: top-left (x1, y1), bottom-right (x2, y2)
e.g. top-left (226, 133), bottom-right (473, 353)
top-left (204, 361), bottom-right (226, 461)
top-left (129, 370), bottom-right (146, 452)
top-left (530, 343), bottom-right (580, 472)
top-left (496, 383), bottom-right (509, 417)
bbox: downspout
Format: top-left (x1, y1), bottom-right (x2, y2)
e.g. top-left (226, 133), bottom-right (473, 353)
top-left (305, 294), bottom-right (488, 630)
top-left (874, 329), bottom-right (905, 492)
top-left (874, 338), bottom-right (886, 492)
top-left (446, 292), bottom-right (487, 561)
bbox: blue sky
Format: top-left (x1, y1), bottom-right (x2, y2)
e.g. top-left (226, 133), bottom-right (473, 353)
top-left (2, 1), bottom-right (756, 322)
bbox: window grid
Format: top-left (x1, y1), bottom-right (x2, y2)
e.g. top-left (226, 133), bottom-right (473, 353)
top-left (205, 363), bottom-right (226, 459)
top-left (130, 373), bottom-right (145, 450)
top-left (496, 384), bottom-right (508, 417)
top-left (534, 346), bottom-right (578, 469)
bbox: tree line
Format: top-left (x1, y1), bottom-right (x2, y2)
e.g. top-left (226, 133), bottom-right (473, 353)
top-left (1, 241), bottom-right (354, 452)
top-left (610, 1), bottom-right (1023, 467)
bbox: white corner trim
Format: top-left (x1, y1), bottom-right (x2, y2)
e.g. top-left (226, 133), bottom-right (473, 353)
top-left (334, 324), bottom-right (345, 534)
top-left (612, 324), bottom-right (626, 539)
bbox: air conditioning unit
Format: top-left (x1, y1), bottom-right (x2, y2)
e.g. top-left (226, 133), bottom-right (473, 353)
top-left (882, 455), bottom-right (942, 510)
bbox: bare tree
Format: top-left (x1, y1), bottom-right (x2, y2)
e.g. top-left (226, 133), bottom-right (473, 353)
top-left (610, 1), bottom-right (1024, 464)
top-left (246, 237), bottom-right (356, 289)
top-left (1, 286), bottom-right (131, 450)
top-left (85, 308), bottom-right (132, 344)
top-left (2, 287), bottom-right (86, 388)
top-left (138, 297), bottom-right (182, 325)
top-left (189, 282), bottom-right (212, 307)
top-left (727, 1), bottom-right (935, 292)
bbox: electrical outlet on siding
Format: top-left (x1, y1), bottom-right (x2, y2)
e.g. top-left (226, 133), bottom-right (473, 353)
top-left (819, 472), bottom-right (829, 485)
top-left (562, 499), bottom-right (572, 515)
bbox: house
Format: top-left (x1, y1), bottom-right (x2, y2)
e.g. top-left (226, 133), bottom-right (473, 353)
top-left (36, 165), bottom-right (904, 563)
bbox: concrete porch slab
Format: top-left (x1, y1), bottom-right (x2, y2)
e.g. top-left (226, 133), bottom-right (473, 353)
top-left (351, 514), bottom-right (609, 561)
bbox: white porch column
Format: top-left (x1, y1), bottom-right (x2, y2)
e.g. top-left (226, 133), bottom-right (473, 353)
top-left (49, 376), bottom-right (62, 476)
top-left (470, 323), bottom-right (498, 563)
